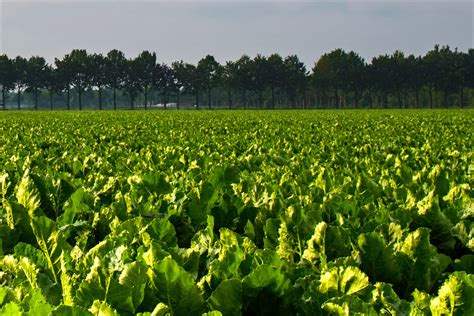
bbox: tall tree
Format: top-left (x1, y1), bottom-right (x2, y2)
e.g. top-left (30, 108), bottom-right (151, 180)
top-left (25, 56), bottom-right (47, 110)
top-left (283, 55), bottom-right (308, 108)
top-left (252, 54), bottom-right (269, 108)
top-left (155, 63), bottom-right (175, 109)
top-left (106, 49), bottom-right (127, 110)
top-left (89, 53), bottom-right (108, 110)
top-left (62, 49), bottom-right (91, 110)
top-left (124, 57), bottom-right (142, 109)
top-left (197, 55), bottom-right (220, 109)
top-left (370, 55), bottom-right (392, 108)
top-left (423, 46), bottom-right (443, 109)
top-left (403, 55), bottom-right (423, 108)
top-left (467, 49), bottom-right (474, 107)
top-left (312, 49), bottom-right (346, 108)
top-left (12, 56), bottom-right (28, 110)
top-left (171, 61), bottom-right (188, 110)
top-left (55, 56), bottom-right (73, 110)
top-left (44, 65), bottom-right (61, 110)
top-left (134, 51), bottom-right (156, 109)
top-left (233, 55), bottom-right (254, 109)
top-left (221, 61), bottom-right (239, 109)
top-left (0, 55), bottom-right (14, 110)
top-left (266, 54), bottom-right (285, 109)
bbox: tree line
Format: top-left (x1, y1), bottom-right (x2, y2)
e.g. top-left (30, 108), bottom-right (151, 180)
top-left (0, 45), bottom-right (473, 110)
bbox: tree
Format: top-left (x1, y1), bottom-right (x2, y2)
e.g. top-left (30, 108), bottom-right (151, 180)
top-left (467, 49), bottom-right (474, 107)
top-left (90, 53), bottom-right (108, 110)
top-left (155, 63), bottom-right (175, 109)
top-left (312, 49), bottom-right (345, 108)
top-left (221, 61), bottom-right (239, 109)
top-left (0, 55), bottom-right (14, 110)
top-left (233, 55), bottom-right (254, 109)
top-left (283, 55), bottom-right (308, 108)
top-left (25, 56), bottom-right (47, 110)
top-left (423, 46), bottom-right (443, 109)
top-left (55, 56), bottom-right (73, 110)
top-left (12, 56), bottom-right (28, 110)
top-left (124, 57), bottom-right (142, 109)
top-left (197, 55), bottom-right (220, 109)
top-left (171, 61), bottom-right (188, 110)
top-left (178, 63), bottom-right (203, 109)
top-left (405, 55), bottom-right (424, 108)
top-left (266, 54), bottom-right (285, 109)
top-left (252, 54), bottom-right (268, 108)
top-left (62, 49), bottom-right (91, 110)
top-left (106, 49), bottom-right (127, 110)
top-left (369, 54), bottom-right (392, 108)
top-left (134, 51), bottom-right (156, 109)
top-left (312, 49), bottom-right (365, 108)
top-left (43, 65), bottom-right (61, 110)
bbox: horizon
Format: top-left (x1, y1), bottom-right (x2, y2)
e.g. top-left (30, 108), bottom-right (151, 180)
top-left (0, 1), bottom-right (472, 67)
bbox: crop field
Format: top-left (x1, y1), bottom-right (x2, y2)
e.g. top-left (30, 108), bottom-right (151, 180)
top-left (0, 110), bottom-right (473, 315)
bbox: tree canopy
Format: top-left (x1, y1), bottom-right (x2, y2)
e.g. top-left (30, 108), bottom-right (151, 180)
top-left (0, 46), bottom-right (473, 110)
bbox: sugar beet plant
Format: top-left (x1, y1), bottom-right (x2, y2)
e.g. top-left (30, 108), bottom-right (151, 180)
top-left (0, 110), bottom-right (473, 315)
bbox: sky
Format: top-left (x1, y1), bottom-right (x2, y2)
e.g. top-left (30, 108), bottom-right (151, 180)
top-left (0, 0), bottom-right (472, 67)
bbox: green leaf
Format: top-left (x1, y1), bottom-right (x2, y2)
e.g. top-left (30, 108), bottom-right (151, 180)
top-left (207, 279), bottom-right (242, 316)
top-left (118, 261), bottom-right (147, 313)
top-left (430, 271), bottom-right (474, 315)
top-left (322, 295), bottom-right (377, 315)
top-left (51, 305), bottom-right (93, 316)
top-left (30, 216), bottom-right (66, 284)
top-left (453, 255), bottom-right (474, 274)
top-left (23, 289), bottom-right (53, 316)
top-left (397, 228), bottom-right (451, 297)
top-left (143, 172), bottom-right (172, 195)
top-left (242, 264), bottom-right (290, 298)
top-left (319, 266), bottom-right (370, 296)
top-left (0, 302), bottom-right (23, 315)
top-left (149, 257), bottom-right (204, 315)
top-left (89, 300), bottom-right (120, 316)
top-left (357, 232), bottom-right (400, 284)
top-left (16, 169), bottom-right (41, 217)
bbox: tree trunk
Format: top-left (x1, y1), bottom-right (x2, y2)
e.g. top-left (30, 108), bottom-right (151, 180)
top-left (444, 91), bottom-right (448, 109)
top-left (163, 91), bottom-right (168, 110)
top-left (130, 95), bottom-right (134, 110)
top-left (459, 86), bottom-right (464, 108)
top-left (17, 87), bottom-right (21, 110)
top-left (228, 89), bottom-right (232, 109)
top-left (259, 91), bottom-right (263, 109)
top-left (271, 86), bottom-right (275, 109)
top-left (208, 85), bottom-right (211, 109)
top-left (429, 87), bottom-right (433, 109)
top-left (78, 89), bottom-right (82, 110)
top-left (397, 91), bottom-right (402, 108)
top-left (243, 90), bottom-right (246, 110)
top-left (50, 91), bottom-right (53, 110)
top-left (334, 88), bottom-right (339, 109)
top-left (34, 87), bottom-right (38, 110)
top-left (144, 88), bottom-right (148, 110)
top-left (177, 90), bottom-right (180, 110)
top-left (195, 92), bottom-right (199, 109)
top-left (415, 89), bottom-right (419, 109)
top-left (98, 86), bottom-right (103, 110)
top-left (1, 88), bottom-right (4, 110)
top-left (113, 87), bottom-right (117, 110)
top-left (67, 88), bottom-right (70, 110)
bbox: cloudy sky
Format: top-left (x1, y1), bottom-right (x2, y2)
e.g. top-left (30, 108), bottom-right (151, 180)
top-left (0, 1), bottom-right (472, 67)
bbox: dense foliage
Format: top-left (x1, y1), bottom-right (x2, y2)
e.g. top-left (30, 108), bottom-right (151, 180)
top-left (0, 110), bottom-right (473, 315)
top-left (0, 46), bottom-right (473, 110)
